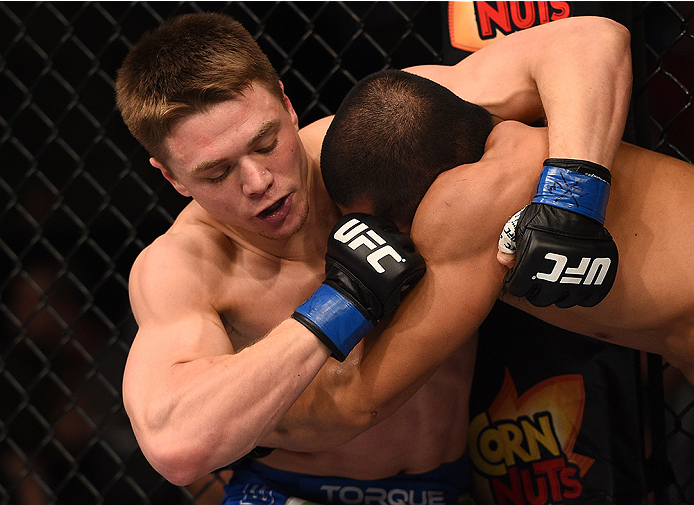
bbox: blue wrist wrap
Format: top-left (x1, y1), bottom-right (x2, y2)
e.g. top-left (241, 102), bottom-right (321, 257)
top-left (293, 284), bottom-right (374, 360)
top-left (532, 165), bottom-right (610, 224)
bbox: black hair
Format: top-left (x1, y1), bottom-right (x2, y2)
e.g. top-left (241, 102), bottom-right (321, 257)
top-left (321, 69), bottom-right (494, 224)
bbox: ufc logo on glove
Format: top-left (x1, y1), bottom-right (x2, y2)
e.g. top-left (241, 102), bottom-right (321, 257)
top-left (502, 158), bottom-right (619, 308)
top-left (293, 213), bottom-right (425, 361)
top-left (333, 217), bottom-right (406, 274)
top-left (536, 253), bottom-right (612, 286)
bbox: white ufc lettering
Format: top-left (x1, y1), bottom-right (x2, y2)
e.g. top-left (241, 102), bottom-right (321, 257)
top-left (333, 218), bottom-right (404, 274)
top-left (535, 253), bottom-right (611, 285)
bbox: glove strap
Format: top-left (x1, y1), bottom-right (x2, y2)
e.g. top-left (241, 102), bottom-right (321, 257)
top-left (544, 157), bottom-right (611, 183)
top-left (292, 284), bottom-right (374, 361)
top-left (532, 161), bottom-right (610, 224)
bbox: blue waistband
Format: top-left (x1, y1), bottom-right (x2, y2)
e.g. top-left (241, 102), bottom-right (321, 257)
top-left (223, 456), bottom-right (471, 505)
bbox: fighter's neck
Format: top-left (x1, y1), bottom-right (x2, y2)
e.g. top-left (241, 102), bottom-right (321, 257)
top-left (228, 212), bottom-right (338, 263)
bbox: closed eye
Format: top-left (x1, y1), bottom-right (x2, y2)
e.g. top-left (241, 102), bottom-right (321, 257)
top-left (208, 166), bottom-right (230, 184)
top-left (256, 138), bottom-right (278, 155)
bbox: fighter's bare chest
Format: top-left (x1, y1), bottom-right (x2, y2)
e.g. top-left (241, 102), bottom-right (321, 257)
top-left (215, 256), bottom-right (326, 351)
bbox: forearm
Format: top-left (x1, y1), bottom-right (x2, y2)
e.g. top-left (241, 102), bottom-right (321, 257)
top-left (277, 258), bottom-right (503, 448)
top-left (535, 17), bottom-right (632, 167)
top-left (273, 322), bottom-right (440, 450)
top-left (124, 319), bottom-right (330, 485)
top-left (409, 17), bottom-right (632, 168)
top-left (354, 262), bottom-right (502, 419)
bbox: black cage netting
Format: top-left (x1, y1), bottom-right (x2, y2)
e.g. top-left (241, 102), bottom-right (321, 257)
top-left (1, 2), bottom-right (693, 504)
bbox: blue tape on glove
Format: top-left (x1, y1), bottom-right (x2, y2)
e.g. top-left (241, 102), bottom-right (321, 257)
top-left (294, 284), bottom-right (374, 359)
top-left (532, 165), bottom-right (610, 224)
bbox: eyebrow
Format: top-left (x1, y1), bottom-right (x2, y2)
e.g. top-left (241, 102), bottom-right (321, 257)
top-left (191, 119), bottom-right (281, 176)
top-left (192, 157), bottom-right (227, 176)
top-left (248, 119), bottom-right (280, 148)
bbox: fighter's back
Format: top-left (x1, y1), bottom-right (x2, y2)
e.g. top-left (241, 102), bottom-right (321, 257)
top-left (495, 122), bottom-right (694, 382)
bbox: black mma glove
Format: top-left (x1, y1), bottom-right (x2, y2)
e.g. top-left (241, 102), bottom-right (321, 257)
top-left (292, 213), bottom-right (426, 361)
top-left (499, 158), bottom-right (618, 308)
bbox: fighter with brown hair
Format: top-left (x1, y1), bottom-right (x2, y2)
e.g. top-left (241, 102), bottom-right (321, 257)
top-left (116, 12), bottom-right (631, 503)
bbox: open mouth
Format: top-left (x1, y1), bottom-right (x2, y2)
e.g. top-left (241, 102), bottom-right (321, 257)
top-left (258, 196), bottom-right (288, 219)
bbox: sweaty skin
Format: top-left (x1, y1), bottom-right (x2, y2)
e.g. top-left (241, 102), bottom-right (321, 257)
top-left (421, 121), bottom-right (694, 383)
top-left (127, 98), bottom-right (477, 480)
top-left (498, 127), bottom-right (694, 381)
top-left (272, 120), bottom-right (694, 460)
top-left (122, 16), bottom-right (632, 485)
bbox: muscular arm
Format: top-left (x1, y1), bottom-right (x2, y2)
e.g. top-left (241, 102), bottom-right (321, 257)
top-left (275, 264), bottom-right (497, 449)
top-left (408, 16), bottom-right (632, 168)
top-left (266, 19), bottom-right (633, 449)
top-left (150, 18), bottom-right (632, 459)
top-left (274, 156), bottom-right (516, 448)
top-left (123, 236), bottom-right (330, 485)
top-left (272, 123), bottom-right (547, 449)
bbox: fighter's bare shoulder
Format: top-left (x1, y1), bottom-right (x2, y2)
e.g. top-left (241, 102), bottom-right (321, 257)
top-left (129, 203), bottom-right (236, 319)
top-left (299, 115), bottom-right (333, 162)
top-left (411, 165), bottom-right (499, 264)
top-left (412, 121), bottom-right (546, 263)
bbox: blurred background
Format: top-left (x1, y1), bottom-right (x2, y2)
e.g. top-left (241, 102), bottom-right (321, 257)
top-left (1, 2), bottom-right (693, 504)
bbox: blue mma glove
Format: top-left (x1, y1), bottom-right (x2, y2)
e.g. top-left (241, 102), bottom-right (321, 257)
top-left (293, 213), bottom-right (426, 361)
top-left (500, 158), bottom-right (618, 308)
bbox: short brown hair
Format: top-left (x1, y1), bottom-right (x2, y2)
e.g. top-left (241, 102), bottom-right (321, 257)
top-left (115, 13), bottom-right (282, 164)
top-left (321, 70), bottom-right (493, 224)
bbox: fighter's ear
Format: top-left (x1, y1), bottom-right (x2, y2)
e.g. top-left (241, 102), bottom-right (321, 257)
top-left (151, 157), bottom-right (191, 197)
top-left (279, 80), bottom-right (299, 129)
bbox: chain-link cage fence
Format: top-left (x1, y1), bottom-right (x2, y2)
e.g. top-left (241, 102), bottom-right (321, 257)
top-left (636, 3), bottom-right (694, 504)
top-left (1, 2), bottom-right (692, 504)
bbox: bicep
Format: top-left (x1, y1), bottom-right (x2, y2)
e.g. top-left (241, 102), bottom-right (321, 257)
top-left (124, 248), bottom-right (233, 411)
top-left (369, 250), bottom-right (504, 375)
top-left (363, 194), bottom-right (509, 391)
top-left (129, 244), bottom-right (231, 353)
top-left (352, 246), bottom-right (505, 421)
top-left (271, 240), bottom-right (505, 448)
top-left (407, 17), bottom-right (630, 126)
top-left (405, 45), bottom-right (542, 123)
